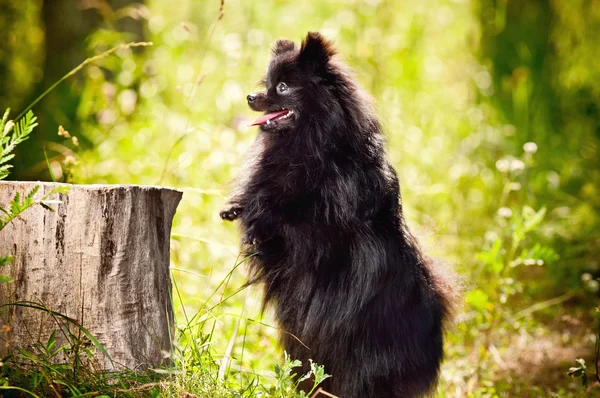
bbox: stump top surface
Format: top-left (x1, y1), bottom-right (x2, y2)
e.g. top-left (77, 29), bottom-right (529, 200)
top-left (0, 181), bottom-right (183, 196)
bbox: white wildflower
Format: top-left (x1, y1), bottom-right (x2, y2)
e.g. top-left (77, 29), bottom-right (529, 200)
top-left (495, 158), bottom-right (510, 172)
top-left (523, 142), bottom-right (538, 154)
top-left (497, 207), bottom-right (512, 218)
top-left (509, 159), bottom-right (525, 172)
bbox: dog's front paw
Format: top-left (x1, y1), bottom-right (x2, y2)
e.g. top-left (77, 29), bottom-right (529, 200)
top-left (220, 204), bottom-right (243, 221)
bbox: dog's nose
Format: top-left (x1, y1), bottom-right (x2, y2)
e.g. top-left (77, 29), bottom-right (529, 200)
top-left (247, 94), bottom-right (256, 103)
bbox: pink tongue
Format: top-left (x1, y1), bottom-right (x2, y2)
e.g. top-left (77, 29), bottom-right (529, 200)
top-left (250, 110), bottom-right (289, 126)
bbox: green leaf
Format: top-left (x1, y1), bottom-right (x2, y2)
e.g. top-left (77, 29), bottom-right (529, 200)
top-left (43, 147), bottom-right (56, 183)
top-left (0, 256), bottom-right (14, 267)
top-left (0, 109), bottom-right (9, 130)
top-left (519, 243), bottom-right (560, 266)
top-left (477, 238), bottom-right (504, 274)
top-left (0, 154), bottom-right (14, 163)
top-left (0, 301), bottom-right (115, 367)
top-left (0, 109), bottom-right (38, 181)
top-left (10, 192), bottom-right (21, 214)
top-left (309, 359), bottom-right (330, 389)
top-left (46, 330), bottom-right (56, 352)
top-left (568, 358), bottom-right (588, 387)
top-left (522, 206), bottom-right (546, 232)
top-left (0, 275), bottom-right (13, 284)
top-left (49, 185), bottom-right (71, 195)
top-left (2, 121), bottom-right (13, 137)
top-left (466, 289), bottom-right (490, 312)
top-left (0, 386), bottom-right (41, 398)
top-left (0, 185), bottom-right (55, 231)
top-left (25, 185), bottom-right (40, 202)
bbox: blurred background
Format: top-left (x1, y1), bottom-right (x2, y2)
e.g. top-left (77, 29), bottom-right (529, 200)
top-left (1, 0), bottom-right (599, 395)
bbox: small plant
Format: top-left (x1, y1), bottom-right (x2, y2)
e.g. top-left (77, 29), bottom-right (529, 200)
top-left (0, 109), bottom-right (37, 180)
top-left (568, 358), bottom-right (588, 388)
top-left (265, 352), bottom-right (331, 398)
top-left (0, 184), bottom-right (70, 232)
top-left (569, 307), bottom-right (600, 391)
top-left (0, 108), bottom-right (71, 284)
top-left (461, 142), bottom-right (565, 390)
top-left (0, 302), bottom-right (158, 397)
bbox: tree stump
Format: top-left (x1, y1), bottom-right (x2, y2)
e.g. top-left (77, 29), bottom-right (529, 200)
top-left (0, 181), bottom-right (182, 370)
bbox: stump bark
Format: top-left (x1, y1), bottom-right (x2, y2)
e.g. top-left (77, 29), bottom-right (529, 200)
top-left (0, 181), bottom-right (182, 370)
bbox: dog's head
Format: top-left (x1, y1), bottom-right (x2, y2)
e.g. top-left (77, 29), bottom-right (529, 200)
top-left (247, 32), bottom-right (337, 133)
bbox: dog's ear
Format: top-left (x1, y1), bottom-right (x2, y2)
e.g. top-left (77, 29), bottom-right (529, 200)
top-left (299, 32), bottom-right (336, 69)
top-left (272, 39), bottom-right (296, 56)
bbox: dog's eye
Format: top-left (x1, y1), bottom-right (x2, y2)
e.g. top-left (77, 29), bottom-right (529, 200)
top-left (276, 82), bottom-right (289, 95)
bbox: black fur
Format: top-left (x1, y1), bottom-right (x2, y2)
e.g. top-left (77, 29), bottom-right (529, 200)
top-left (221, 32), bottom-right (454, 398)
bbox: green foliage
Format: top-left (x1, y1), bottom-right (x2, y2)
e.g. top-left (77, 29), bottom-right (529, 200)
top-left (0, 184), bottom-right (70, 284)
top-left (67, 0), bottom-right (599, 395)
top-left (0, 0), bottom-right (44, 111)
top-left (0, 108), bottom-right (47, 284)
top-left (0, 185), bottom-right (70, 231)
top-left (0, 185), bottom-right (39, 230)
top-left (0, 268), bottom-right (329, 397)
top-left (155, 256), bottom-right (331, 397)
top-left (0, 107), bottom-right (71, 270)
top-left (0, 252), bottom-right (15, 284)
top-left (0, 256), bottom-right (14, 267)
top-left (0, 109), bottom-right (37, 180)
top-left (268, 352), bottom-right (330, 398)
top-left (0, 302), bottom-right (160, 397)
top-left (568, 358), bottom-right (587, 388)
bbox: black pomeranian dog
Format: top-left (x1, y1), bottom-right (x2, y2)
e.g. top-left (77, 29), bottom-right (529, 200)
top-left (221, 32), bottom-right (455, 398)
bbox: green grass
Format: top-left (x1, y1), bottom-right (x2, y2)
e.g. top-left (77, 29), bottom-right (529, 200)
top-left (0, 260), bottom-right (329, 397)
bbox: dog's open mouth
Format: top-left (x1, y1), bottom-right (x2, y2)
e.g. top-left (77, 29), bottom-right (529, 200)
top-left (250, 109), bottom-right (294, 127)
